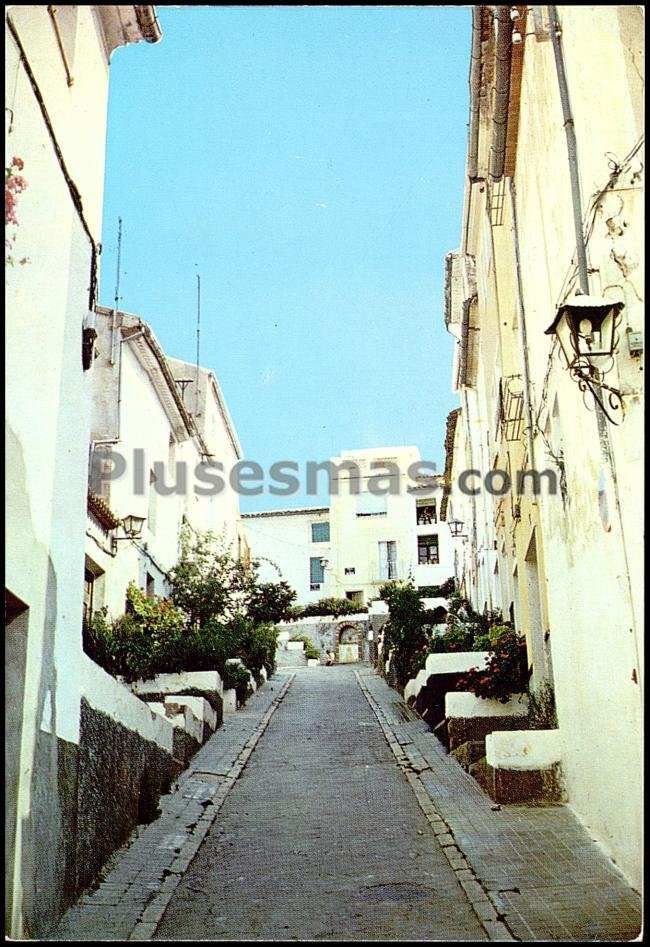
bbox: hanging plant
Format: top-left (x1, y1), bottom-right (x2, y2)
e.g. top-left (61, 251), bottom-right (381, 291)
top-left (5, 156), bottom-right (29, 265)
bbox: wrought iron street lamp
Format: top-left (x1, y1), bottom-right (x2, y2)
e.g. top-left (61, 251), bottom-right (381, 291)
top-left (111, 513), bottom-right (146, 553)
top-left (121, 514), bottom-right (146, 539)
top-left (448, 519), bottom-right (465, 538)
top-left (545, 291), bottom-right (625, 423)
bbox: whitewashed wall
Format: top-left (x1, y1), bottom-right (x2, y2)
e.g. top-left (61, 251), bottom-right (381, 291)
top-left (243, 508), bottom-right (332, 604)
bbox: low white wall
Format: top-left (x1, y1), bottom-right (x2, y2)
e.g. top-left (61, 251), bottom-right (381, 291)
top-left (223, 689), bottom-right (237, 715)
top-left (81, 657), bottom-right (174, 755)
top-left (486, 729), bottom-right (562, 771)
top-left (421, 597), bottom-right (449, 612)
top-left (404, 651), bottom-right (490, 704)
top-left (130, 670), bottom-right (224, 700)
top-left (445, 692), bottom-right (529, 719)
top-left (424, 651), bottom-right (489, 677)
top-left (369, 600), bottom-right (389, 615)
top-left (165, 696), bottom-right (217, 733)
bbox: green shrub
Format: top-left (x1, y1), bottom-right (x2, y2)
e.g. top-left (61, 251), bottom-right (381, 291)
top-left (289, 633), bottom-right (320, 660)
top-left (84, 584), bottom-right (189, 683)
top-left (380, 581), bottom-right (430, 689)
top-left (168, 528), bottom-right (255, 624)
top-left (429, 624), bottom-right (474, 654)
top-left (300, 597), bottom-right (367, 618)
top-left (227, 616), bottom-right (279, 675)
top-left (417, 577), bottom-right (456, 598)
top-left (247, 579), bottom-right (296, 624)
top-left (85, 530), bottom-right (288, 697)
top-left (222, 663), bottom-right (252, 704)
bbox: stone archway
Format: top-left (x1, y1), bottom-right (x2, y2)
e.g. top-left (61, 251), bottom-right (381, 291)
top-left (336, 622), bottom-right (364, 664)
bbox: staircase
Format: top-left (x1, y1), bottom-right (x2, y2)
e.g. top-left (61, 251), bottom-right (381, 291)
top-left (275, 647), bottom-right (308, 669)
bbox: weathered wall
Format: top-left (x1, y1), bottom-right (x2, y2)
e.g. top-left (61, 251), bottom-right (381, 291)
top-left (445, 5), bottom-right (643, 888)
top-left (277, 616), bottom-right (370, 661)
top-left (5, 7), bottom-right (110, 934)
top-left (76, 698), bottom-right (176, 891)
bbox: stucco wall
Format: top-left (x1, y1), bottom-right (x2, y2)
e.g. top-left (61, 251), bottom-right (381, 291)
top-left (5, 8), bottom-right (112, 934)
top-left (244, 508), bottom-right (332, 603)
top-left (445, 6), bottom-right (643, 888)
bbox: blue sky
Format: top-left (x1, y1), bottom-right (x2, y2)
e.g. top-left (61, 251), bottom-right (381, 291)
top-left (100, 6), bottom-right (470, 511)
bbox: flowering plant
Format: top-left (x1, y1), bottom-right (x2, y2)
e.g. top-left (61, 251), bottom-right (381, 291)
top-left (6, 156), bottom-right (28, 263)
top-left (456, 629), bottom-right (529, 703)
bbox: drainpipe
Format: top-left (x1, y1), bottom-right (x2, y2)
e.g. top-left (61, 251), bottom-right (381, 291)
top-left (548, 6), bottom-right (589, 292)
top-left (489, 6), bottom-right (513, 182)
top-left (548, 6), bottom-right (640, 684)
top-left (508, 179), bottom-right (537, 472)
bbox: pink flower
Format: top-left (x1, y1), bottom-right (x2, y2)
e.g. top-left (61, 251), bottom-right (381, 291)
top-left (11, 157), bottom-right (24, 171)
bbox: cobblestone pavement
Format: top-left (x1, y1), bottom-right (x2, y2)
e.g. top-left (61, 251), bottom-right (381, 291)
top-left (155, 666), bottom-right (487, 941)
top-left (358, 669), bottom-right (642, 942)
top-left (51, 675), bottom-right (295, 941)
top-left (52, 666), bottom-right (641, 942)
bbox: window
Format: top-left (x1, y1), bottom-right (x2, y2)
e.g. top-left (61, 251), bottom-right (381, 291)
top-left (83, 570), bottom-right (95, 627)
top-left (310, 557), bottom-right (325, 587)
top-left (416, 500), bottom-right (437, 525)
top-left (146, 573), bottom-right (156, 599)
top-left (311, 521), bottom-right (330, 543)
top-left (418, 534), bottom-right (439, 565)
top-left (148, 469), bottom-right (157, 535)
top-left (83, 559), bottom-right (104, 627)
top-left (357, 492), bottom-right (387, 517)
top-left (378, 541), bottom-right (397, 580)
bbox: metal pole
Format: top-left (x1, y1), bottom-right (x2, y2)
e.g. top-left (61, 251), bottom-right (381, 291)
top-left (196, 273), bottom-right (201, 417)
top-left (110, 217), bottom-right (122, 365)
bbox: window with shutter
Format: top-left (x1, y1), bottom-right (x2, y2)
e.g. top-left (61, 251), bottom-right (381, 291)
top-left (310, 557), bottom-right (325, 586)
top-left (311, 522), bottom-right (330, 542)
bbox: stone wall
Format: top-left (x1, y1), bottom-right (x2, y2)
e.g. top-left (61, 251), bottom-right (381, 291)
top-left (76, 699), bottom-right (176, 891)
top-left (277, 616), bottom-right (370, 661)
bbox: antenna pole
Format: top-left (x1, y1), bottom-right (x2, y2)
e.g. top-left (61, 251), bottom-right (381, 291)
top-left (196, 272), bottom-right (201, 416)
top-left (110, 217), bottom-right (122, 365)
top-left (115, 217), bottom-right (122, 311)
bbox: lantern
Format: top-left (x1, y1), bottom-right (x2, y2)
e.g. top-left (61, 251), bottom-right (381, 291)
top-left (545, 292), bottom-right (624, 363)
top-left (121, 513), bottom-right (146, 539)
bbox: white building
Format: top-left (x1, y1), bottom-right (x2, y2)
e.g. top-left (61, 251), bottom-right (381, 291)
top-left (441, 5), bottom-right (643, 888)
top-left (242, 507), bottom-right (331, 604)
top-left (5, 6), bottom-right (162, 937)
top-left (243, 447), bottom-right (457, 605)
top-left (85, 307), bottom-right (245, 622)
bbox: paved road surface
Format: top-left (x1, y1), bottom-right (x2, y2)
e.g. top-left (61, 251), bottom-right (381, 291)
top-left (154, 667), bottom-right (486, 940)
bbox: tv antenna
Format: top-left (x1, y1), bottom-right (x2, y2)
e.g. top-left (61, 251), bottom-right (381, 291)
top-left (114, 217), bottom-right (123, 310)
top-left (195, 269), bottom-right (201, 417)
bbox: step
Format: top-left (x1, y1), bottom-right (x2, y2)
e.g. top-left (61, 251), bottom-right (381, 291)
top-left (469, 730), bottom-right (565, 804)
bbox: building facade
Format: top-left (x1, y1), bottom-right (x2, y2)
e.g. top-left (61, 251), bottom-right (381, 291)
top-left (85, 307), bottom-right (244, 624)
top-left (5, 6), bottom-right (162, 936)
top-left (443, 5), bottom-right (643, 887)
top-left (244, 447), bottom-right (457, 605)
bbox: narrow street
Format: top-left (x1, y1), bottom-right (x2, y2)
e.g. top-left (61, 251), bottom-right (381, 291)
top-left (53, 667), bottom-right (641, 942)
top-left (154, 666), bottom-right (486, 941)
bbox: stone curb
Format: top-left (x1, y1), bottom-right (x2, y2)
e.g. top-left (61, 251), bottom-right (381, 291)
top-left (128, 673), bottom-right (295, 941)
top-left (354, 671), bottom-right (517, 943)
